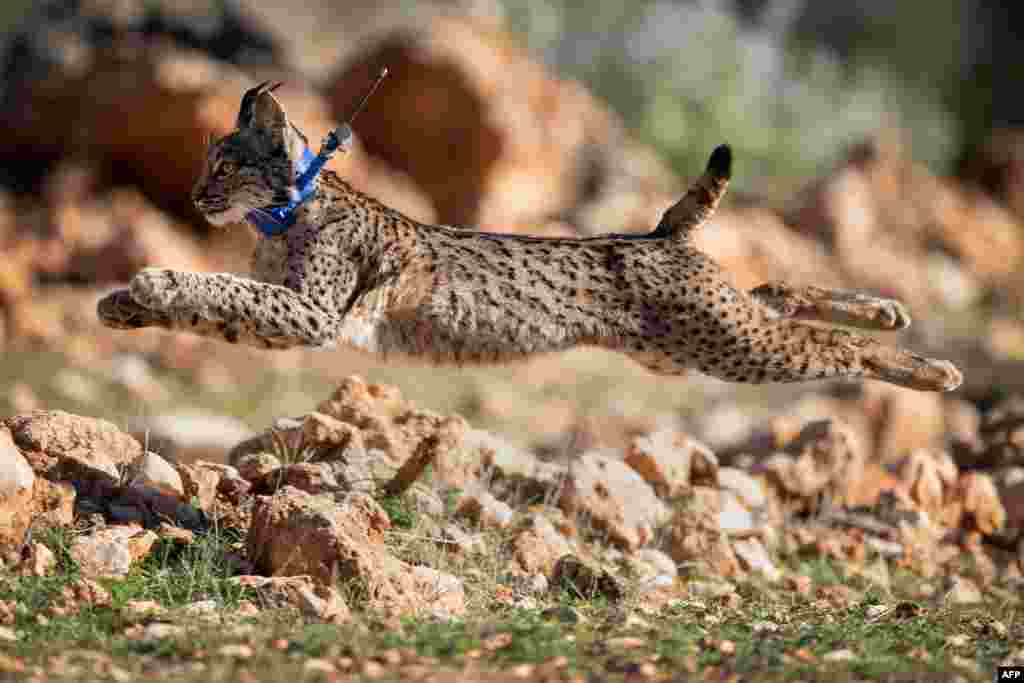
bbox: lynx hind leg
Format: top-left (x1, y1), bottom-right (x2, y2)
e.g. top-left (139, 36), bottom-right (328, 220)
top-left (859, 342), bottom-right (963, 392)
top-left (750, 282), bottom-right (911, 331)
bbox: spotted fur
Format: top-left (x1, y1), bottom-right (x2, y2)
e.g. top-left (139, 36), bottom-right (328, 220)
top-left (98, 87), bottom-right (962, 392)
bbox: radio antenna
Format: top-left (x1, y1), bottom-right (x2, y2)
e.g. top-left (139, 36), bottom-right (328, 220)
top-left (345, 67), bottom-right (389, 126)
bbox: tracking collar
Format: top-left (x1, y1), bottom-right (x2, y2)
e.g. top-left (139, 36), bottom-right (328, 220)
top-left (245, 125), bottom-right (353, 237)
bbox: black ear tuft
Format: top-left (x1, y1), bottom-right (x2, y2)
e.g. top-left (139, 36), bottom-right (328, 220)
top-left (707, 144), bottom-right (732, 181)
top-left (237, 81), bottom-right (277, 129)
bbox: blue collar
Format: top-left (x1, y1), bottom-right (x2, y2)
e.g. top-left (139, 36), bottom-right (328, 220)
top-left (245, 126), bottom-right (351, 237)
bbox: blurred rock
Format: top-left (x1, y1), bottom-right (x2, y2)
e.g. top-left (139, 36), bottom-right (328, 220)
top-left (156, 522), bottom-right (194, 546)
top-left (860, 383), bottom-right (947, 463)
top-left (897, 450), bottom-right (959, 523)
top-left (512, 513), bottom-right (573, 575)
top-left (175, 460), bottom-right (222, 511)
top-left (129, 412), bottom-right (254, 464)
top-left (5, 383), bottom-right (40, 413)
top-left (953, 472), bottom-right (1006, 537)
top-left (232, 378), bottom-right (474, 495)
top-left (472, 428), bottom-right (567, 503)
top-left (232, 575), bottom-right (350, 624)
top-left (998, 479), bottom-right (1024, 545)
top-left (253, 462), bottom-right (342, 496)
top-left (559, 449), bottom-right (669, 552)
top-left (30, 479), bottom-right (76, 531)
top-left (70, 524), bottom-right (158, 579)
top-left (960, 127), bottom-right (1024, 224)
top-left (634, 548), bottom-right (678, 584)
top-left (625, 428), bottom-right (717, 498)
top-left (383, 422), bottom-right (463, 496)
top-left (233, 452), bottom-right (281, 483)
top-left (409, 566), bottom-right (465, 620)
top-left (717, 467), bottom-right (767, 512)
top-left (3, 0), bottom-right (281, 84)
top-left (791, 134), bottom-right (1023, 311)
top-left (759, 419), bottom-right (869, 511)
top-left (694, 207), bottom-right (843, 293)
top-left (945, 398), bottom-right (983, 460)
top-left (718, 490), bottom-right (757, 537)
top-left (942, 575), bottom-right (983, 605)
top-left (977, 396), bottom-right (1024, 468)
top-left (732, 537), bottom-right (780, 581)
top-left (550, 555), bottom-right (623, 601)
top-left (1, 38), bottom-right (434, 229)
top-left (0, 429), bottom-right (35, 551)
top-left (453, 484), bottom-right (514, 529)
top-left (314, 376), bottom-right (468, 475)
top-left (103, 354), bottom-right (168, 403)
top-left (437, 522), bottom-right (484, 555)
top-left (17, 542), bottom-right (56, 577)
top-left (665, 486), bottom-right (741, 577)
top-left (328, 15), bottom-right (676, 231)
top-left (129, 450), bottom-right (184, 499)
top-left (52, 185), bottom-right (210, 285)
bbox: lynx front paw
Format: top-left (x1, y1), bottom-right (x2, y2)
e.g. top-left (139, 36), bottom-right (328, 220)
top-left (869, 298), bottom-right (911, 331)
top-left (129, 268), bottom-right (191, 310)
top-left (862, 347), bottom-right (963, 392)
top-left (97, 289), bottom-right (171, 329)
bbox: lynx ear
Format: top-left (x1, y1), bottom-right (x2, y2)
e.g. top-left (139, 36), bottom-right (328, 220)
top-left (236, 81), bottom-right (281, 129)
top-left (251, 86), bottom-right (289, 137)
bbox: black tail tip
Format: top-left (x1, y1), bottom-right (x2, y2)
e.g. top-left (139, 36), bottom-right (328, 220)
top-left (707, 144), bottom-right (732, 179)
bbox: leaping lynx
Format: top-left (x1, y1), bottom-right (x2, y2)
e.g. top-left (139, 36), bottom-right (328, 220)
top-left (97, 81), bottom-right (962, 392)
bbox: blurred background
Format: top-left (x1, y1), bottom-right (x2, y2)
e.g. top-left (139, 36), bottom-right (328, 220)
top-left (2, 0), bottom-right (1024, 474)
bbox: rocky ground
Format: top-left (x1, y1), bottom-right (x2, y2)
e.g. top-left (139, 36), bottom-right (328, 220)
top-left (2, 1), bottom-right (1024, 681)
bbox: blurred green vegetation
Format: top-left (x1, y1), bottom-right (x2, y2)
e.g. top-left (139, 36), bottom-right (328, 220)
top-left (500, 0), bottom-right (962, 190)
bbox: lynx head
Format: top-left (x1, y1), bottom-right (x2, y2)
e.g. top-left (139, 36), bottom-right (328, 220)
top-left (192, 82), bottom-right (311, 226)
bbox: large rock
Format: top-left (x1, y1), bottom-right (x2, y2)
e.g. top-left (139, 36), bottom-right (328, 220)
top-left (247, 486), bottom-right (391, 586)
top-left (328, 15), bottom-right (677, 231)
top-left (232, 377), bottom-right (471, 493)
top-left (0, 429), bottom-right (35, 551)
top-left (247, 486), bottom-right (454, 616)
top-left (4, 411), bottom-right (141, 497)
